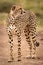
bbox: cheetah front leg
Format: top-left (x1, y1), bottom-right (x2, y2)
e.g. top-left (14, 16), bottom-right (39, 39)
top-left (8, 29), bottom-right (14, 62)
top-left (16, 30), bottom-right (22, 61)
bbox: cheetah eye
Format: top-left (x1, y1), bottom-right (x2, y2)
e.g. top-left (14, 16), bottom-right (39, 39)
top-left (19, 8), bottom-right (23, 14)
top-left (19, 8), bottom-right (22, 10)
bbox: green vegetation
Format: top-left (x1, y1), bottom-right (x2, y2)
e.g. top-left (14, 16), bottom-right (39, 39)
top-left (0, 0), bottom-right (43, 29)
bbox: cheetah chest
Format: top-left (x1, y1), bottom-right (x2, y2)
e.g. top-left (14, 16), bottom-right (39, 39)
top-left (14, 12), bottom-right (30, 32)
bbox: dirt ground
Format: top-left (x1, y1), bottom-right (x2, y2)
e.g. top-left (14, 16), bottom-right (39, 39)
top-left (0, 24), bottom-right (43, 65)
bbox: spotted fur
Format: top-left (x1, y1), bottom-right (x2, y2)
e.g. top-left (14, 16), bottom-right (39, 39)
top-left (7, 5), bottom-right (39, 62)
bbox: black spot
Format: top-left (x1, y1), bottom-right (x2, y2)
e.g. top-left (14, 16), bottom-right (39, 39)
top-left (18, 41), bottom-right (21, 42)
top-left (18, 48), bottom-right (21, 50)
top-left (25, 34), bottom-right (27, 36)
top-left (21, 12), bottom-right (22, 14)
top-left (32, 36), bottom-right (35, 39)
top-left (9, 41), bottom-right (11, 43)
top-left (18, 44), bottom-right (21, 46)
top-left (32, 57), bottom-right (36, 59)
top-left (10, 46), bottom-right (13, 48)
top-left (26, 37), bottom-right (29, 39)
top-left (24, 11), bottom-right (26, 13)
top-left (28, 32), bottom-right (29, 35)
top-left (35, 42), bottom-right (40, 47)
top-left (11, 39), bottom-right (13, 41)
top-left (18, 59), bottom-right (21, 61)
top-left (9, 36), bottom-right (11, 39)
top-left (18, 52), bottom-right (21, 55)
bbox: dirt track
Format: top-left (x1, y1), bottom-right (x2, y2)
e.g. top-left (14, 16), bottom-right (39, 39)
top-left (0, 25), bottom-right (43, 65)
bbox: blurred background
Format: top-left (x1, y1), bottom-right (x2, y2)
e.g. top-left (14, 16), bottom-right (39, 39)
top-left (0, 0), bottom-right (43, 31)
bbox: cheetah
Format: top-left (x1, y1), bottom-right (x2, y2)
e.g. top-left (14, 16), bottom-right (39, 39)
top-left (7, 5), bottom-right (39, 62)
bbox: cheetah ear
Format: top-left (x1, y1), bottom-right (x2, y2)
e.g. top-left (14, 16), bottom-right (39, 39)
top-left (11, 5), bottom-right (16, 11)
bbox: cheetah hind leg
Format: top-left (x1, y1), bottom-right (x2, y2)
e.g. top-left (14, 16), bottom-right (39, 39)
top-left (24, 25), bottom-right (32, 59)
top-left (30, 26), bottom-right (39, 59)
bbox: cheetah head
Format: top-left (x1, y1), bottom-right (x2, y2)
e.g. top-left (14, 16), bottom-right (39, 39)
top-left (10, 5), bottom-right (25, 18)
